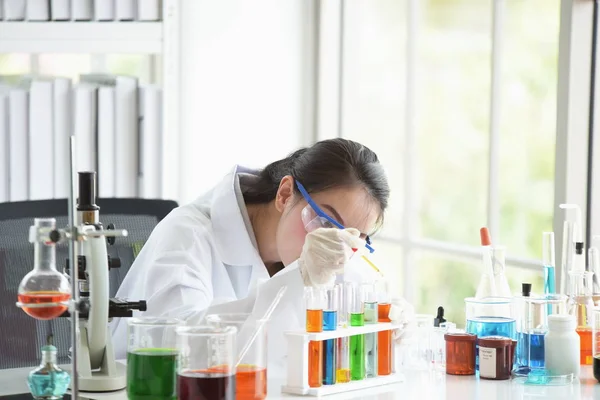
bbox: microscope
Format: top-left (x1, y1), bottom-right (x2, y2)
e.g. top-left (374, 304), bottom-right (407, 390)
top-left (16, 136), bottom-right (147, 396)
top-left (61, 171), bottom-right (147, 391)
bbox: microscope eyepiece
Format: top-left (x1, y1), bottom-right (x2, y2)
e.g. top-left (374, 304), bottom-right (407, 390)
top-left (77, 171), bottom-right (100, 211)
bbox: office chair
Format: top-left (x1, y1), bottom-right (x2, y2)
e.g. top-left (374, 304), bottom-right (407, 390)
top-left (0, 198), bottom-right (178, 369)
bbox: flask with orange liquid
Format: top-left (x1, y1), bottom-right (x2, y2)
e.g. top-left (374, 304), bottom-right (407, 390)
top-left (16, 218), bottom-right (71, 320)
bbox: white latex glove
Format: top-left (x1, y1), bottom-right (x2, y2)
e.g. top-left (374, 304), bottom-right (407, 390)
top-left (389, 296), bottom-right (416, 343)
top-left (298, 227), bottom-right (365, 288)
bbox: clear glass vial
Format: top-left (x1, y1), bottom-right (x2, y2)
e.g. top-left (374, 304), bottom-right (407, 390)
top-left (27, 335), bottom-right (71, 399)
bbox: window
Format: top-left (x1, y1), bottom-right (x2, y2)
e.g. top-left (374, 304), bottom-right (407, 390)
top-left (324, 0), bottom-right (562, 324)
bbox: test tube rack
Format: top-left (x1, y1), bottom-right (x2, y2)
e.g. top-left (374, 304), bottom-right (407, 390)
top-left (281, 322), bottom-right (404, 396)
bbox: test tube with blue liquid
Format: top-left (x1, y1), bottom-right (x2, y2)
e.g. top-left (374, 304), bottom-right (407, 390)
top-left (363, 283), bottom-right (378, 378)
top-left (543, 232), bottom-right (556, 297)
top-left (322, 286), bottom-right (339, 385)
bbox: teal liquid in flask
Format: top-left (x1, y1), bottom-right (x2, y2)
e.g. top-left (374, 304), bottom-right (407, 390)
top-left (28, 336), bottom-right (70, 400)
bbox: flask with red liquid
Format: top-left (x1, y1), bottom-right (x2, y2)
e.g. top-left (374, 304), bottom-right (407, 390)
top-left (16, 218), bottom-right (71, 320)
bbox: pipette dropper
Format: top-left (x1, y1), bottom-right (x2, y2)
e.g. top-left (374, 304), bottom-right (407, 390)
top-left (350, 246), bottom-right (384, 277)
top-left (235, 286), bottom-right (288, 367)
top-left (476, 227), bottom-right (497, 298)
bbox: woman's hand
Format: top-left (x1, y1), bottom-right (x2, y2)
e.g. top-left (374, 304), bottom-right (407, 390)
top-left (389, 296), bottom-right (416, 343)
top-left (298, 227), bottom-right (365, 288)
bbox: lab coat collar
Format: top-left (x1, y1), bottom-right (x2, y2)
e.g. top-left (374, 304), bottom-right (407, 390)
top-left (210, 165), bottom-right (262, 267)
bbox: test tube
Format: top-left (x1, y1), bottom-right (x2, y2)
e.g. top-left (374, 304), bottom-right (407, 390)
top-left (348, 283), bottom-right (365, 381)
top-left (543, 232), bottom-right (556, 296)
top-left (305, 287), bottom-right (325, 388)
top-left (593, 306), bottom-right (600, 383)
top-left (363, 283), bottom-right (378, 378)
top-left (322, 286), bottom-right (339, 385)
top-left (376, 281), bottom-right (393, 376)
top-left (336, 284), bottom-right (350, 383)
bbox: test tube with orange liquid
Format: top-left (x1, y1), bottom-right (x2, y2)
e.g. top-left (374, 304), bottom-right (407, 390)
top-left (305, 287), bottom-right (326, 388)
top-left (376, 281), bottom-right (393, 376)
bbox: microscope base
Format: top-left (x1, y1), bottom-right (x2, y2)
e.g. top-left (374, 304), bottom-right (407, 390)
top-left (66, 362), bottom-right (127, 392)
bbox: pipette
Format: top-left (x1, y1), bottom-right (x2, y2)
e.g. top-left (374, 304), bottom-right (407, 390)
top-left (349, 244), bottom-right (384, 277)
top-left (235, 286), bottom-right (288, 367)
top-left (361, 255), bottom-right (383, 277)
top-left (476, 227), bottom-right (498, 298)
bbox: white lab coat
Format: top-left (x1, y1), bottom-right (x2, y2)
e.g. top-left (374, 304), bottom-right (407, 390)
top-left (110, 166), bottom-right (306, 372)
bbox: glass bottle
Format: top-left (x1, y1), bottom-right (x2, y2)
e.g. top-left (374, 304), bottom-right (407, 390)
top-left (27, 335), bottom-right (71, 399)
top-left (17, 218), bottom-right (71, 320)
top-left (568, 270), bottom-right (595, 365)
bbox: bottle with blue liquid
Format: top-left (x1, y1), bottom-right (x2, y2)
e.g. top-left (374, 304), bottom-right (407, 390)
top-left (28, 335), bottom-right (70, 400)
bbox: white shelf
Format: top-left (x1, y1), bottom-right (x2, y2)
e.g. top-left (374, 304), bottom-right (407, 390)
top-left (282, 373), bottom-right (404, 397)
top-left (0, 22), bottom-right (163, 53)
top-left (285, 322), bottom-right (395, 341)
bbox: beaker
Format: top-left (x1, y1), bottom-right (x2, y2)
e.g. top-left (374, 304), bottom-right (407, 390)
top-left (206, 313), bottom-right (267, 400)
top-left (400, 314), bottom-right (434, 370)
top-left (17, 218), bottom-right (71, 320)
top-left (593, 306), bottom-right (600, 382)
top-left (465, 297), bottom-right (516, 339)
top-left (514, 294), bottom-right (567, 376)
top-left (431, 322), bottom-right (456, 371)
top-left (445, 333), bottom-right (476, 375)
top-left (177, 325), bottom-right (237, 400)
top-left (127, 317), bottom-right (181, 400)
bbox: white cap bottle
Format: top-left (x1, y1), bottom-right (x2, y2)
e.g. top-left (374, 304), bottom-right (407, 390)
top-left (544, 315), bottom-right (580, 377)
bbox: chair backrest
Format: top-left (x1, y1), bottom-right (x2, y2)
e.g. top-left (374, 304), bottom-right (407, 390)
top-left (0, 198), bottom-right (178, 369)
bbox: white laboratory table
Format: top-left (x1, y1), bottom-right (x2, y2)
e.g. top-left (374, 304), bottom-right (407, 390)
top-left (0, 366), bottom-right (598, 400)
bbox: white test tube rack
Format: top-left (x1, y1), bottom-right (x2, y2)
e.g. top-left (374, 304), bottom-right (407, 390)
top-left (281, 322), bottom-right (404, 396)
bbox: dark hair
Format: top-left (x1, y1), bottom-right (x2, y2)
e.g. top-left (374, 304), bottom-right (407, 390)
top-left (241, 138), bottom-right (389, 220)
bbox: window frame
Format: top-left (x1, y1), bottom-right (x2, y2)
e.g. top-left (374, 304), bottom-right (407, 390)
top-left (317, 0), bottom-right (594, 303)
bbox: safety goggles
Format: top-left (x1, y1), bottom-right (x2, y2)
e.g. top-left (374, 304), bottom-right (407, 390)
top-left (296, 181), bottom-right (375, 254)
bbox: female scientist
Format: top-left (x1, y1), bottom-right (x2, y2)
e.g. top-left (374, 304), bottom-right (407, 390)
top-left (111, 138), bottom-right (414, 364)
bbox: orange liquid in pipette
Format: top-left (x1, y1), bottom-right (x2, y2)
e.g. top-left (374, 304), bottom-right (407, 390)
top-left (577, 328), bottom-right (593, 365)
top-left (18, 291), bottom-right (70, 320)
top-left (236, 364), bottom-right (267, 400)
top-left (378, 303), bottom-right (393, 376)
top-left (306, 309), bottom-right (323, 388)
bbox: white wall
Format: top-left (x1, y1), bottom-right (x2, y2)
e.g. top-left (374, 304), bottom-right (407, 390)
top-left (178, 0), bottom-right (314, 204)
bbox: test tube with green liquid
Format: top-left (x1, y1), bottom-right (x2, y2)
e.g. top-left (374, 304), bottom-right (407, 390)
top-left (363, 283), bottom-right (378, 378)
top-left (348, 283), bottom-right (365, 381)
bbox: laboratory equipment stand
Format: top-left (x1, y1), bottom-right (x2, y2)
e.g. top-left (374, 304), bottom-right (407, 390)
top-left (282, 323), bottom-right (404, 396)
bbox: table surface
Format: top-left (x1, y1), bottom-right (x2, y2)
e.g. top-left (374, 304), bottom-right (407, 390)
top-left (1, 365), bottom-right (598, 400)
